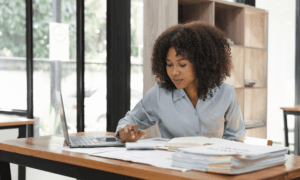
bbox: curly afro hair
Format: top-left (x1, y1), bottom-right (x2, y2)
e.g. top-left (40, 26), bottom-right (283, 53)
top-left (151, 21), bottom-right (233, 101)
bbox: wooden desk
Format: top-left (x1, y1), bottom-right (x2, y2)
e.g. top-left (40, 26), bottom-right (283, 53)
top-left (1, 131), bottom-right (300, 180)
top-left (0, 116), bottom-right (34, 180)
top-left (281, 106), bottom-right (300, 153)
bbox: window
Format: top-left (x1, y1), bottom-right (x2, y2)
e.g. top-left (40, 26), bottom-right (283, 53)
top-left (0, 1), bottom-right (27, 111)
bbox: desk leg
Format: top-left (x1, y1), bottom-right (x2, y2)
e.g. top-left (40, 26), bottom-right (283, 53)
top-left (283, 111), bottom-right (290, 154)
top-left (28, 124), bottom-right (34, 137)
top-left (18, 125), bottom-right (26, 180)
top-left (0, 159), bottom-right (12, 180)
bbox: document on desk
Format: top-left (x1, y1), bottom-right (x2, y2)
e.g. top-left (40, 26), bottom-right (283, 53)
top-left (89, 148), bottom-right (189, 172)
top-left (58, 138), bottom-right (189, 171)
top-left (179, 141), bottom-right (289, 159)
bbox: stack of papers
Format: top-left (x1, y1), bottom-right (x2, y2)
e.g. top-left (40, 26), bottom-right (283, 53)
top-left (172, 141), bottom-right (289, 175)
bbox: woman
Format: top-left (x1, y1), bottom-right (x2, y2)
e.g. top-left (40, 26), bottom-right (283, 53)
top-left (116, 21), bottom-right (246, 143)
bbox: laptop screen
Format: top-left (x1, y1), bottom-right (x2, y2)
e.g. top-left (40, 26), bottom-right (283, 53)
top-left (56, 91), bottom-right (71, 146)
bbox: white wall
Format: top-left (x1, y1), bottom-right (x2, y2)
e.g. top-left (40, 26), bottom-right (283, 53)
top-left (256, 0), bottom-right (296, 144)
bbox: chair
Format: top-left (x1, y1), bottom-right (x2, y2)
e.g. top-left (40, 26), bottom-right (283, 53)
top-left (280, 105), bottom-right (300, 152)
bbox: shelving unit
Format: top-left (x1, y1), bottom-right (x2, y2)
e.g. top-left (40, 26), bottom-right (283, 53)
top-left (178, 0), bottom-right (269, 138)
top-left (143, 0), bottom-right (268, 138)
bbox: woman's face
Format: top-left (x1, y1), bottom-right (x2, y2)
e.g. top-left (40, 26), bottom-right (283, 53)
top-left (166, 47), bottom-right (197, 90)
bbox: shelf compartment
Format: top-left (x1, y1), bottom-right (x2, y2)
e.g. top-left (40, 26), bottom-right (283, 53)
top-left (244, 7), bottom-right (268, 49)
top-left (244, 48), bottom-right (267, 88)
top-left (244, 88), bottom-right (267, 121)
top-left (178, 1), bottom-right (214, 25)
top-left (246, 126), bottom-right (266, 138)
top-left (225, 46), bottom-right (244, 87)
top-left (214, 1), bottom-right (244, 46)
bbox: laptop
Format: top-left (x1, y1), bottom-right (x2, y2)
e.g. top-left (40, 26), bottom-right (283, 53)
top-left (56, 91), bottom-right (124, 148)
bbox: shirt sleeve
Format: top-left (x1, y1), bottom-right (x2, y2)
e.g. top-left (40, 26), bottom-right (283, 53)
top-left (223, 87), bottom-right (246, 142)
top-left (115, 83), bottom-right (160, 135)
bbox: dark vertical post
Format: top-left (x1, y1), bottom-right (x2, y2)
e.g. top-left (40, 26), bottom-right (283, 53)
top-left (76, 0), bottom-right (85, 132)
top-left (0, 160), bottom-right (12, 180)
top-left (24, 0), bottom-right (33, 178)
top-left (28, 124), bottom-right (34, 137)
top-left (107, 0), bottom-right (131, 132)
top-left (295, 0), bottom-right (300, 155)
top-left (26, 0), bottom-right (33, 120)
top-left (52, 0), bottom-right (61, 22)
top-left (18, 125), bottom-right (26, 180)
top-left (283, 112), bottom-right (289, 148)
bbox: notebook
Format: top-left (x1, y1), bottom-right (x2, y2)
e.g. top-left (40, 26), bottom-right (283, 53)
top-left (56, 91), bottom-right (124, 148)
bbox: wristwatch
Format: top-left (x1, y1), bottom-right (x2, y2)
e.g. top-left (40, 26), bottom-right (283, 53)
top-left (116, 131), bottom-right (121, 139)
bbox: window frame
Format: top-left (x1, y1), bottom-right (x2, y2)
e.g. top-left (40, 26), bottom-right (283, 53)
top-left (0, 0), bottom-right (131, 134)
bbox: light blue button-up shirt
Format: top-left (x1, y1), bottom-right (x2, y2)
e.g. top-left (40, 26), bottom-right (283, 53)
top-left (116, 82), bottom-right (246, 142)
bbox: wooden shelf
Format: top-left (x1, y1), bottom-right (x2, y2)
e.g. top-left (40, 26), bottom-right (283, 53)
top-left (178, 1), bottom-right (214, 25)
top-left (244, 7), bottom-right (268, 49)
top-left (244, 87), bottom-right (268, 89)
top-left (244, 88), bottom-right (267, 123)
top-left (244, 48), bottom-right (267, 87)
top-left (235, 88), bottom-right (244, 117)
top-left (246, 126), bottom-right (267, 138)
top-left (178, 0), bottom-right (211, 5)
top-left (244, 120), bottom-right (265, 129)
top-left (215, 1), bottom-right (244, 46)
top-left (244, 46), bottom-right (267, 51)
top-left (177, 0), bottom-right (268, 138)
top-left (225, 46), bottom-right (244, 87)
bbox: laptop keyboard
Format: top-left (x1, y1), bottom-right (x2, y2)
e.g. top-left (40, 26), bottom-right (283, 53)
top-left (70, 136), bottom-right (100, 145)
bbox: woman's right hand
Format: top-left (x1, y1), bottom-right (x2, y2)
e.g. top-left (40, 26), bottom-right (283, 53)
top-left (118, 124), bottom-right (147, 143)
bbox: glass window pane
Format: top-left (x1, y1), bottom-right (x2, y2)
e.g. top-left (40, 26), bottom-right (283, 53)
top-left (0, 1), bottom-right (26, 110)
top-left (131, 0), bottom-right (143, 110)
top-left (84, 0), bottom-right (107, 132)
top-left (33, 0), bottom-right (77, 136)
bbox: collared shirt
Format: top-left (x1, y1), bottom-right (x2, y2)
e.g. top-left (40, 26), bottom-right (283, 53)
top-left (116, 82), bottom-right (246, 142)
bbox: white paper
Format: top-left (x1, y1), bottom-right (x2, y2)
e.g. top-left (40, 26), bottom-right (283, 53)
top-left (179, 141), bottom-right (289, 157)
top-left (49, 22), bottom-right (69, 60)
top-left (90, 149), bottom-right (189, 172)
top-left (57, 137), bottom-right (189, 172)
